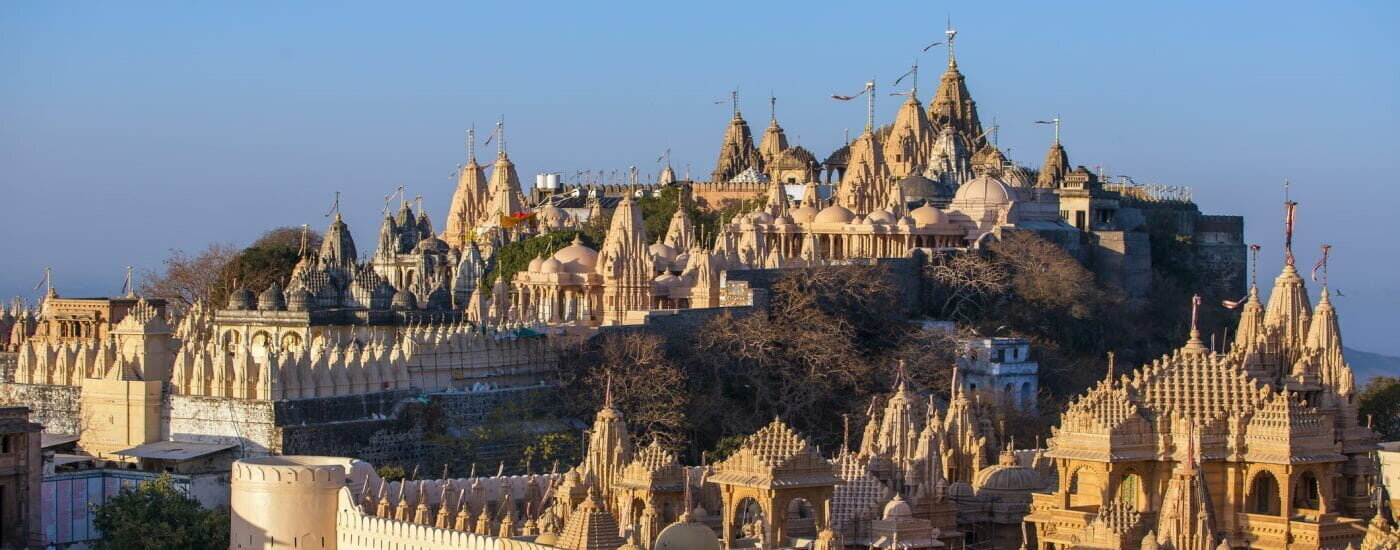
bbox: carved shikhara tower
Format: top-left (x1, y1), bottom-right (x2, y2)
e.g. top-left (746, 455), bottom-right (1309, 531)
top-left (1026, 250), bottom-right (1379, 550)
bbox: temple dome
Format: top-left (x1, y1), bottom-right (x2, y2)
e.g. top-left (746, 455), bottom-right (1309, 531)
top-left (866, 210), bottom-right (897, 225)
top-left (391, 289), bottom-right (417, 310)
top-left (528, 256), bottom-right (545, 272)
top-left (909, 204), bottom-right (949, 225)
top-left (540, 257), bottom-right (563, 274)
top-left (746, 211), bottom-right (775, 225)
top-left (228, 288), bottom-right (255, 311)
top-left (791, 205), bottom-right (819, 223)
top-left (882, 495), bottom-right (914, 519)
top-left (973, 452), bottom-right (1043, 499)
top-left (954, 175), bottom-right (1014, 205)
top-left (814, 205), bottom-right (855, 224)
top-left (899, 174), bottom-right (948, 200)
top-left (425, 284), bottom-right (451, 310)
top-left (649, 242), bottom-right (678, 262)
top-left (947, 481), bottom-right (975, 498)
top-left (538, 204), bottom-right (570, 227)
top-left (655, 521), bottom-right (721, 550)
top-left (413, 235), bottom-right (448, 254)
top-left (257, 283), bottom-right (286, 311)
top-left (552, 237), bottom-right (599, 273)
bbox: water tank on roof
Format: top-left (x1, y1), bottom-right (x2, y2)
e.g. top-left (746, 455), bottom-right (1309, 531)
top-left (546, 173), bottom-right (560, 189)
top-left (536, 173), bottom-right (548, 190)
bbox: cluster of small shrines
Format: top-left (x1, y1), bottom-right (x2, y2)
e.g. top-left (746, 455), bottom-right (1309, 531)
top-left (229, 243), bottom-right (1395, 549)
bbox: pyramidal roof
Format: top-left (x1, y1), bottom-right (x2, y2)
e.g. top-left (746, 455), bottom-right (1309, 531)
top-left (554, 489), bottom-right (626, 550)
top-left (708, 418), bottom-right (840, 489)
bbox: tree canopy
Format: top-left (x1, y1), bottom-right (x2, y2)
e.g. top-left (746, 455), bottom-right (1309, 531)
top-left (90, 473), bottom-right (228, 550)
top-left (1359, 376), bottom-right (1400, 441)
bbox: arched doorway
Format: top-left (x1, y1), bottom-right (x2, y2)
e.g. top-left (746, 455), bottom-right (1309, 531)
top-left (1117, 473), bottom-right (1143, 510)
top-left (1250, 471), bottom-right (1280, 515)
top-left (784, 498), bottom-right (817, 539)
top-left (1293, 471), bottom-right (1321, 510)
top-left (731, 497), bottom-right (766, 544)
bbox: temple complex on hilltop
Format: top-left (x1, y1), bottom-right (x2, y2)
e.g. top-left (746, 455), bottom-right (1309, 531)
top-left (220, 219), bottom-right (1387, 550)
top-left (4, 21), bottom-right (1379, 550)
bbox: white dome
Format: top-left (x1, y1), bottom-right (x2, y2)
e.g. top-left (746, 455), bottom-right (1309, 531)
top-left (909, 204), bottom-right (949, 225)
top-left (552, 238), bottom-right (599, 273)
top-left (649, 242), bottom-right (678, 262)
top-left (655, 521), bottom-right (721, 550)
top-left (882, 495), bottom-right (913, 519)
top-left (813, 205), bottom-right (855, 224)
top-left (791, 205), bottom-right (819, 223)
top-left (746, 211), bottom-right (775, 225)
top-left (540, 257), bottom-right (563, 273)
top-left (954, 175), bottom-right (1015, 205)
top-left (528, 256), bottom-right (545, 272)
top-left (866, 210), bottom-right (897, 225)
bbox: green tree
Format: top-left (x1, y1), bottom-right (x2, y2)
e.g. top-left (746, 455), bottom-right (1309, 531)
top-left (91, 473), bottom-right (228, 550)
top-left (478, 229), bottom-right (604, 293)
top-left (376, 465), bottom-right (407, 482)
top-left (520, 432), bottom-right (582, 471)
top-left (1359, 376), bottom-right (1400, 441)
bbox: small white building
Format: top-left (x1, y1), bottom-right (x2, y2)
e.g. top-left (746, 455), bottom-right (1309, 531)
top-left (956, 338), bottom-right (1038, 410)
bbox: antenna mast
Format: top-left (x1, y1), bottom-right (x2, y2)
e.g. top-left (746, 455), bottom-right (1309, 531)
top-left (945, 17), bottom-right (957, 68)
top-left (865, 79), bottom-right (876, 132)
top-left (467, 124), bottom-right (476, 163)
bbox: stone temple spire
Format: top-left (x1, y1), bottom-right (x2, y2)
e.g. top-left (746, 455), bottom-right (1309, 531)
top-left (1035, 123), bottom-right (1070, 189)
top-left (928, 22), bottom-right (985, 149)
top-left (884, 68), bottom-right (935, 178)
top-left (483, 119), bottom-right (525, 224)
top-left (1154, 423), bottom-right (1217, 550)
top-left (582, 376), bottom-right (633, 496)
top-left (1263, 253), bottom-right (1313, 366)
top-left (319, 210), bottom-right (357, 268)
top-left (711, 91), bottom-right (764, 182)
top-left (597, 194), bottom-right (653, 325)
top-left (758, 94), bottom-right (789, 169)
top-left (445, 125), bottom-right (490, 249)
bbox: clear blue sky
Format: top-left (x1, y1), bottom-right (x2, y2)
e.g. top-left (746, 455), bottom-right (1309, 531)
top-left (2, 1), bottom-right (1397, 353)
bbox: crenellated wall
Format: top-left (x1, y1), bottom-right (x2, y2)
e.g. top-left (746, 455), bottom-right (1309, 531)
top-left (336, 487), bottom-right (555, 550)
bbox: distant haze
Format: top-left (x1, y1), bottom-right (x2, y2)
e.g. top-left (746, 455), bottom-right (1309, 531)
top-left (1, 2), bottom-right (1396, 353)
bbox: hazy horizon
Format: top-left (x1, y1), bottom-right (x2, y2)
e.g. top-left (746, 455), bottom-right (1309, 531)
top-left (2, 1), bottom-right (1397, 354)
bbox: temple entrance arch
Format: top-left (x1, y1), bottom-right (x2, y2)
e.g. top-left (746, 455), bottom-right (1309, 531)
top-left (1294, 471), bottom-right (1321, 511)
top-left (1250, 470), bottom-right (1281, 515)
top-left (709, 419), bottom-right (839, 549)
top-left (784, 497), bottom-right (817, 539)
top-left (732, 497), bottom-right (767, 545)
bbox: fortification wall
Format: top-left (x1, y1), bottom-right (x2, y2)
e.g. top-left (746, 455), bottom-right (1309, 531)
top-left (167, 394), bottom-right (281, 455)
top-left (0, 383), bottom-right (80, 434)
top-left (278, 386), bottom-right (556, 469)
top-left (336, 487), bottom-right (553, 550)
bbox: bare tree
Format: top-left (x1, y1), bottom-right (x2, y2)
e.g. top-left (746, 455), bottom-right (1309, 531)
top-left (139, 243), bottom-right (238, 318)
top-left (560, 332), bottom-right (691, 450)
top-left (988, 231), bottom-right (1100, 319)
top-left (926, 253), bottom-right (1008, 323)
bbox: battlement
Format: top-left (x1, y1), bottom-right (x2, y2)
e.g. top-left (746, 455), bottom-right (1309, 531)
top-left (232, 455), bottom-right (355, 488)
